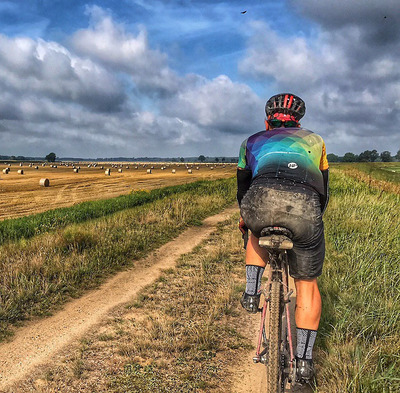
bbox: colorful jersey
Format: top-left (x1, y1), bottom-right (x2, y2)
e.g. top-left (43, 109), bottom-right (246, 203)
top-left (238, 128), bottom-right (329, 195)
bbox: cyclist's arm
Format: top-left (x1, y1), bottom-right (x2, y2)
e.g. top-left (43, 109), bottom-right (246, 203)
top-left (319, 141), bottom-right (329, 214)
top-left (237, 168), bottom-right (252, 206)
top-left (320, 169), bottom-right (329, 215)
top-left (237, 138), bottom-right (252, 206)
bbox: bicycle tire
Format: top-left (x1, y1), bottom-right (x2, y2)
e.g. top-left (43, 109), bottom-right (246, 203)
top-left (266, 280), bottom-right (282, 393)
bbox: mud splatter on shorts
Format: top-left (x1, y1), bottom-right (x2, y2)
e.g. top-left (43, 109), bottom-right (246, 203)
top-left (240, 178), bottom-right (325, 279)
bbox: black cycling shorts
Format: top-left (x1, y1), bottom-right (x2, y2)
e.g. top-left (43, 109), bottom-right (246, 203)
top-left (240, 178), bottom-right (325, 279)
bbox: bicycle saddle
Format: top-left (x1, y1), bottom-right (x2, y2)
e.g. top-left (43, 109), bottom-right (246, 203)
top-left (259, 226), bottom-right (293, 250)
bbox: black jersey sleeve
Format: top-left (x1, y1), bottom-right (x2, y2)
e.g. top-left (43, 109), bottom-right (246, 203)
top-left (320, 169), bottom-right (329, 214)
top-left (237, 168), bottom-right (252, 207)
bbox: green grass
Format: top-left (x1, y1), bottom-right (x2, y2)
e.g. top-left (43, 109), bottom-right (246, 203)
top-left (334, 162), bottom-right (400, 184)
top-left (0, 178), bottom-right (236, 341)
top-left (317, 168), bottom-right (400, 392)
top-left (0, 179), bottom-right (234, 246)
top-left (35, 216), bottom-right (250, 392)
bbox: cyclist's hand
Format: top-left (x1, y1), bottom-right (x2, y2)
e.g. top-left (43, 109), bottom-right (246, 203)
top-left (239, 217), bottom-right (248, 235)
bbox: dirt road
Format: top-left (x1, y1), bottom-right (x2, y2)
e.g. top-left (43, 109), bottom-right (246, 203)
top-left (0, 204), bottom-right (310, 392)
top-left (230, 278), bottom-right (307, 393)
top-left (0, 206), bottom-right (237, 391)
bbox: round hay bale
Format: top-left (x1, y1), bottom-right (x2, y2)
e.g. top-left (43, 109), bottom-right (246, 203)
top-left (35, 166), bottom-right (39, 170)
top-left (74, 168), bottom-right (79, 173)
top-left (210, 167), bottom-right (214, 170)
top-left (42, 163), bottom-right (46, 166)
top-left (118, 168), bottom-right (123, 173)
top-left (188, 169), bottom-right (192, 174)
top-left (2, 169), bottom-right (9, 174)
top-left (100, 166), bottom-right (104, 169)
top-left (19, 163), bottom-right (23, 167)
top-left (172, 169), bottom-right (176, 174)
top-left (196, 167), bottom-right (199, 170)
top-left (126, 166), bottom-right (129, 169)
top-left (134, 166), bottom-right (138, 169)
top-left (18, 169), bottom-right (24, 174)
top-left (147, 169), bottom-right (152, 174)
top-left (39, 178), bottom-right (50, 187)
top-left (105, 169), bottom-right (111, 175)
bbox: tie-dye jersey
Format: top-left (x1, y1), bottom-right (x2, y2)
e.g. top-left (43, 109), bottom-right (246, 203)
top-left (238, 127), bottom-right (329, 195)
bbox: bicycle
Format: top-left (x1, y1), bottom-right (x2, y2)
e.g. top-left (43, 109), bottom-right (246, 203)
top-left (251, 226), bottom-right (296, 393)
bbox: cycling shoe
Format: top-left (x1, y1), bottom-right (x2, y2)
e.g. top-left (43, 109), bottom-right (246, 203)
top-left (240, 292), bottom-right (260, 313)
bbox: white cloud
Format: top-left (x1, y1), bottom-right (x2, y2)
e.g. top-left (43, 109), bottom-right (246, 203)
top-left (162, 75), bottom-right (263, 135)
top-left (71, 5), bottom-right (180, 95)
top-left (0, 34), bottom-right (126, 114)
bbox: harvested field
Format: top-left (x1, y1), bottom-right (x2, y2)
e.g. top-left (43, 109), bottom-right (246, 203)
top-left (0, 163), bottom-right (235, 220)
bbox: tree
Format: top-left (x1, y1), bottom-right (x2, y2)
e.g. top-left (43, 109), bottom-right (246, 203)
top-left (358, 150), bottom-right (378, 162)
top-left (198, 155), bottom-right (206, 163)
top-left (45, 152), bottom-right (56, 162)
top-left (327, 153), bottom-right (340, 162)
top-left (395, 150), bottom-right (400, 161)
top-left (370, 149), bottom-right (379, 162)
top-left (180, 157), bottom-right (185, 162)
top-left (380, 151), bottom-right (393, 162)
top-left (342, 152), bottom-right (358, 162)
top-left (215, 157), bottom-right (219, 163)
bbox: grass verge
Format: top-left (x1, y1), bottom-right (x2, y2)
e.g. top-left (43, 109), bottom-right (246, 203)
top-left (317, 168), bottom-right (400, 392)
top-left (0, 179), bottom-right (234, 246)
top-left (0, 178), bottom-right (236, 341)
top-left (334, 162), bottom-right (400, 194)
top-left (19, 216), bottom-right (251, 392)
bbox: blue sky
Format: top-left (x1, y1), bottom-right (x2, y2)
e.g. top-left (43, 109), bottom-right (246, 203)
top-left (0, 0), bottom-right (399, 158)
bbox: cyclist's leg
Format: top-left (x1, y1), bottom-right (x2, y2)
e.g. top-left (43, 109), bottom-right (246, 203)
top-left (240, 234), bottom-right (269, 313)
top-left (293, 278), bottom-right (321, 383)
top-left (246, 233), bottom-right (269, 267)
top-left (294, 278), bottom-right (321, 330)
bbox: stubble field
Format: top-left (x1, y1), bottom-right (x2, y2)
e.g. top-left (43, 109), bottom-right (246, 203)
top-left (0, 162), bottom-right (236, 220)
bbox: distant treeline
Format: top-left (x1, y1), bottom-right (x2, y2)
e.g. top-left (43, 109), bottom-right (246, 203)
top-left (0, 155), bottom-right (238, 163)
top-left (328, 149), bottom-right (400, 163)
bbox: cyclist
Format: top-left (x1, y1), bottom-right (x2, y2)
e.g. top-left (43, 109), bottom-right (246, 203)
top-left (237, 93), bottom-right (329, 384)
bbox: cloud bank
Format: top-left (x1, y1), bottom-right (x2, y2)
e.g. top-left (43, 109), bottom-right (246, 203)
top-left (0, 1), bottom-right (399, 157)
top-left (0, 5), bottom-right (262, 157)
top-left (240, 0), bottom-right (400, 154)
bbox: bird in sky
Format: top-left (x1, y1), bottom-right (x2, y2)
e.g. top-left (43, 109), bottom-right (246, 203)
top-left (241, 10), bottom-right (247, 14)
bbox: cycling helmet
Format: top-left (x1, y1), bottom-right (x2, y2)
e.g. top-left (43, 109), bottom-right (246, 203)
top-left (265, 93), bottom-right (306, 120)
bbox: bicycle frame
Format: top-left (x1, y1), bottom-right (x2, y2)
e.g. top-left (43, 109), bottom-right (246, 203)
top-left (252, 238), bottom-right (297, 387)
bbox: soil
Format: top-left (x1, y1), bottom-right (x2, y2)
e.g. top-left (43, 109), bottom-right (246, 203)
top-left (0, 163), bottom-right (235, 220)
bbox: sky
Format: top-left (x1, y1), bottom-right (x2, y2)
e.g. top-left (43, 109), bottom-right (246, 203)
top-left (0, 0), bottom-right (399, 158)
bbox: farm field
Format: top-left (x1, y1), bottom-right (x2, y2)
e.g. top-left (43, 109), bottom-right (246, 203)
top-left (0, 162), bottom-right (235, 220)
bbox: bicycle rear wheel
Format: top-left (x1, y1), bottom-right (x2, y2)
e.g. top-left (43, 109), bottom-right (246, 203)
top-left (266, 280), bottom-right (283, 393)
